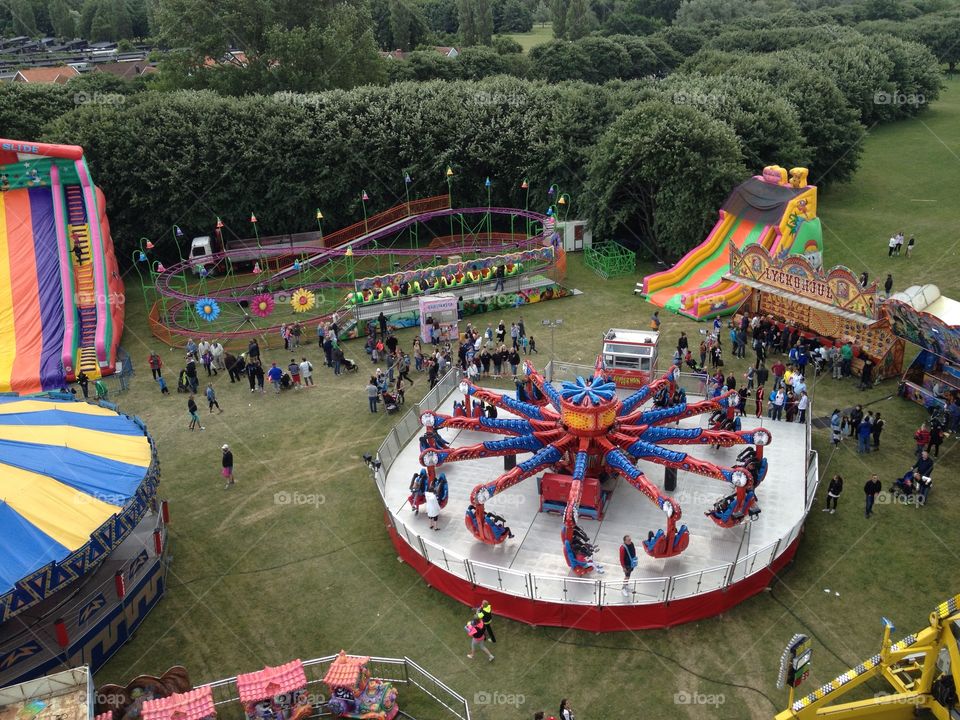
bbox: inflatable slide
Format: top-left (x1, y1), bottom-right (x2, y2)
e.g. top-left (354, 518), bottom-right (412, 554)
top-left (640, 166), bottom-right (822, 321)
top-left (0, 139), bottom-right (123, 393)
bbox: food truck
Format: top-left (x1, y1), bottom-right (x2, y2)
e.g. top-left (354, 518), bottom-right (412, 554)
top-left (602, 328), bottom-right (660, 388)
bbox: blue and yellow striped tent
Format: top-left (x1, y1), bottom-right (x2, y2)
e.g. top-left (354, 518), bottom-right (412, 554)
top-left (0, 397), bottom-right (157, 624)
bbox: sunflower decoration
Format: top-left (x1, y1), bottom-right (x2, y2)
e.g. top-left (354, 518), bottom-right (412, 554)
top-left (290, 288), bottom-right (316, 313)
top-left (251, 293), bottom-right (275, 318)
top-left (195, 297), bottom-right (221, 322)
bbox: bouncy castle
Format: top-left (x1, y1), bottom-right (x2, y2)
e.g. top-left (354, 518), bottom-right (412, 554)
top-left (0, 139), bottom-right (123, 393)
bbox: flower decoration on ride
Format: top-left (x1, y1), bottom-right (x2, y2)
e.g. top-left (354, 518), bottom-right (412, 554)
top-left (559, 376), bottom-right (617, 406)
top-left (195, 298), bottom-right (220, 322)
top-left (415, 357), bottom-right (773, 574)
top-left (251, 293), bottom-right (275, 318)
top-left (290, 288), bottom-right (316, 313)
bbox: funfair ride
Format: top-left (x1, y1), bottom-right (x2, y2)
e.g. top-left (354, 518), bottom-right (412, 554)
top-left (417, 358), bottom-right (772, 573)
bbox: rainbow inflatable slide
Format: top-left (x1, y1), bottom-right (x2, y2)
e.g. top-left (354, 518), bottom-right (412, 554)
top-left (0, 139), bottom-right (123, 393)
top-left (640, 165), bottom-right (823, 321)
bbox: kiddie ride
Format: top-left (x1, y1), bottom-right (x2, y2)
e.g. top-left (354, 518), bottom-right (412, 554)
top-left (417, 358), bottom-right (771, 574)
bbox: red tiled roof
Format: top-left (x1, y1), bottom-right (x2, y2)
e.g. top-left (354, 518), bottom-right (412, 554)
top-left (141, 687), bottom-right (216, 720)
top-left (236, 660), bottom-right (307, 703)
top-left (14, 65), bottom-right (80, 84)
top-left (322, 651), bottom-right (370, 688)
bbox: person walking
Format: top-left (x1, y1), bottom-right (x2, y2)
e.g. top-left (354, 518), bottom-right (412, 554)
top-left (465, 617), bottom-right (494, 661)
top-left (871, 412), bottom-right (884, 450)
top-left (824, 474), bottom-right (843, 514)
top-left (205, 383), bottom-right (223, 414)
top-left (366, 378), bottom-right (379, 413)
top-left (830, 409), bottom-right (842, 445)
top-left (927, 423), bottom-right (944, 457)
top-left (796, 390), bottom-right (809, 423)
top-left (559, 699), bottom-right (575, 720)
top-left (884, 274), bottom-right (893, 298)
top-left (77, 370), bottom-right (89, 399)
top-left (424, 488), bottom-right (440, 530)
top-left (906, 235), bottom-right (915, 257)
top-left (187, 394), bottom-right (204, 430)
top-left (267, 362), bottom-right (283, 394)
top-left (770, 388), bottom-right (785, 421)
top-left (857, 414), bottom-right (872, 453)
top-left (755, 385), bottom-right (764, 418)
top-left (221, 444), bottom-right (235, 489)
top-left (864, 474), bottom-right (881, 518)
top-left (299, 357), bottom-right (314, 387)
top-left (477, 600), bottom-right (496, 643)
top-left (147, 351), bottom-right (163, 380)
top-left (887, 235), bottom-right (897, 257)
top-left (619, 535), bottom-right (638, 597)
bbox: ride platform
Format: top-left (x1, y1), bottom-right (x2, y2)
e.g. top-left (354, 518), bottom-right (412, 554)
top-left (376, 369), bottom-right (817, 630)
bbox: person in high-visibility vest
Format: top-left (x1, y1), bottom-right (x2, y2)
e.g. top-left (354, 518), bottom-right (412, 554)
top-left (476, 600), bottom-right (496, 643)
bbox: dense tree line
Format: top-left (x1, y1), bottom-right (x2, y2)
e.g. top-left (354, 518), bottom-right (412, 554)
top-left (0, 0), bottom-right (150, 41)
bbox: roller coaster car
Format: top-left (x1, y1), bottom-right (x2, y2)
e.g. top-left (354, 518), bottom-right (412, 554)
top-left (643, 526), bottom-right (690, 558)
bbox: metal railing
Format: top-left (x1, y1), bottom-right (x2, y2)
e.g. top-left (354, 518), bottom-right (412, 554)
top-left (201, 655), bottom-right (469, 720)
top-left (374, 363), bottom-right (819, 608)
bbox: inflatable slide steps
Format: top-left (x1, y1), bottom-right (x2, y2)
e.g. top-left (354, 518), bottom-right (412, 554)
top-left (65, 185), bottom-right (100, 378)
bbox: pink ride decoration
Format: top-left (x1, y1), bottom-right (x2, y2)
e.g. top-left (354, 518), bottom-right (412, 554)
top-left (322, 651), bottom-right (399, 720)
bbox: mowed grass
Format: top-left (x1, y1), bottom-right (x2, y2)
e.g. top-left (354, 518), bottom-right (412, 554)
top-left (501, 24), bottom-right (554, 53)
top-left (98, 81), bottom-right (960, 719)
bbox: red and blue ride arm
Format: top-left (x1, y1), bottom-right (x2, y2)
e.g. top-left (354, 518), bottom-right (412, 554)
top-left (424, 433), bottom-right (545, 466)
top-left (561, 445), bottom-right (590, 534)
top-left (620, 367), bottom-right (678, 415)
top-left (428, 413), bottom-right (548, 437)
top-left (616, 436), bottom-right (752, 486)
top-left (605, 447), bottom-right (689, 558)
top-left (523, 362), bottom-right (563, 412)
top-left (635, 425), bottom-right (771, 449)
top-left (466, 383), bottom-right (559, 422)
top-left (466, 442), bottom-right (568, 544)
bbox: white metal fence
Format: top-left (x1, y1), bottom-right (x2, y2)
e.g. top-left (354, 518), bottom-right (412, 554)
top-left (374, 363), bottom-right (819, 607)
top-left (202, 655), bottom-right (470, 720)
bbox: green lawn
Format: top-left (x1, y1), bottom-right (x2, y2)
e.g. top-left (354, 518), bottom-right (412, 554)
top-left (97, 81), bottom-right (960, 719)
top-left (501, 24), bottom-right (554, 53)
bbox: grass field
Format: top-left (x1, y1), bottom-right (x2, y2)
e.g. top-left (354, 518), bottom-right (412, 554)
top-left (501, 24), bottom-right (554, 53)
top-left (95, 79), bottom-right (960, 719)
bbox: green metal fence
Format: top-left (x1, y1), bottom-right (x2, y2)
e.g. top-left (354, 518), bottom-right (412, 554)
top-left (584, 241), bottom-right (636, 279)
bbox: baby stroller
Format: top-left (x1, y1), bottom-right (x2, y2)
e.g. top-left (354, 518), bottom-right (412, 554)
top-left (382, 387), bottom-right (405, 413)
top-left (177, 369), bottom-right (191, 393)
top-left (341, 357), bottom-right (359, 373)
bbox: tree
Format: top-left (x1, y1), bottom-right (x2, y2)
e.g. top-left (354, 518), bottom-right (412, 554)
top-left (550, 0), bottom-right (568, 38)
top-left (49, 0), bottom-right (76, 38)
top-left (529, 40), bottom-right (590, 80)
top-left (577, 36), bottom-right (630, 81)
top-left (390, 0), bottom-right (413, 50)
top-left (495, 0), bottom-right (533, 32)
top-left (583, 101), bottom-right (747, 259)
top-left (565, 0), bottom-right (589, 39)
top-left (533, 0), bottom-right (550, 24)
top-left (422, 0), bottom-right (459, 33)
top-left (458, 0), bottom-right (478, 43)
top-left (476, 0), bottom-right (494, 43)
top-left (9, 0), bottom-right (37, 35)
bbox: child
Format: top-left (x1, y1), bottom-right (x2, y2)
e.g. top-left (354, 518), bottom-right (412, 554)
top-left (288, 359), bottom-right (301, 388)
top-left (529, 336), bottom-right (538, 354)
top-left (521, 335), bottom-right (530, 355)
top-left (157, 375), bottom-right (169, 395)
top-left (206, 383), bottom-right (223, 413)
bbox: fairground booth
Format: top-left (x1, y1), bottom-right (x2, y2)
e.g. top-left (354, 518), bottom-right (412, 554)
top-left (726, 245), bottom-right (905, 380)
top-left (884, 285), bottom-right (960, 410)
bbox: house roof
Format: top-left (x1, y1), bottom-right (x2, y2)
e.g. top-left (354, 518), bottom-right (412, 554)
top-left (95, 62), bottom-right (154, 79)
top-left (203, 50), bottom-right (248, 69)
top-left (434, 46), bottom-right (459, 55)
top-left (322, 651), bottom-right (370, 688)
top-left (236, 660), bottom-right (307, 703)
top-left (14, 65), bottom-right (80, 83)
top-left (141, 687), bottom-right (216, 720)
top-left (378, 49), bottom-right (407, 60)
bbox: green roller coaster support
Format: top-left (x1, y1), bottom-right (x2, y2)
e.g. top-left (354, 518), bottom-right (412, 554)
top-left (584, 241), bottom-right (636, 280)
